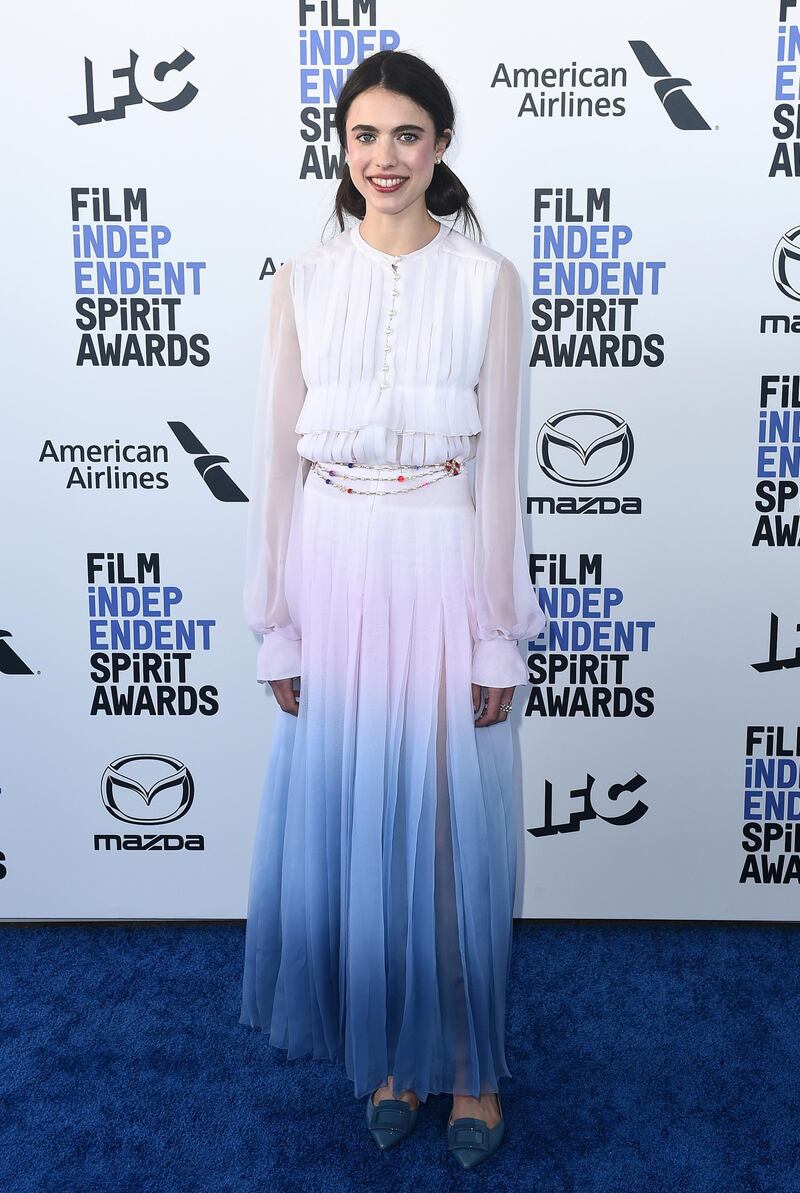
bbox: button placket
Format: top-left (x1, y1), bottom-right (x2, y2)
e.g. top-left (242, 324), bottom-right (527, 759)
top-left (379, 256), bottom-right (401, 392)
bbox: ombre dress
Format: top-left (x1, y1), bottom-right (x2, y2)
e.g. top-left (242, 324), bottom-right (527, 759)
top-left (239, 218), bottom-right (546, 1102)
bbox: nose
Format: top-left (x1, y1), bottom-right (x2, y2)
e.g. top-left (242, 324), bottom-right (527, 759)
top-left (375, 137), bottom-right (397, 168)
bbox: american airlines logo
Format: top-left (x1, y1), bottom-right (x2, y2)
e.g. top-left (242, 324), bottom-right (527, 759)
top-left (628, 41), bottom-right (710, 130)
top-left (168, 422), bottom-right (247, 502)
top-left (0, 631), bottom-right (34, 676)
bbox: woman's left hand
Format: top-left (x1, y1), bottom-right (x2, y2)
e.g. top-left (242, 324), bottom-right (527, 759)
top-left (472, 684), bottom-right (515, 728)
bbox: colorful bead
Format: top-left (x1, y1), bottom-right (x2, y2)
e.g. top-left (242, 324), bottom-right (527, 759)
top-left (309, 458), bottom-right (463, 497)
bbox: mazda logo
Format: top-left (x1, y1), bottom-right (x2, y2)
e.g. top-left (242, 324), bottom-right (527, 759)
top-left (101, 753), bottom-right (195, 825)
top-left (536, 409), bottom-right (634, 486)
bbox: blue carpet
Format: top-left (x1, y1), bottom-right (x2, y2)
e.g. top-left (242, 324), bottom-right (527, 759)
top-left (1, 921), bottom-right (797, 1192)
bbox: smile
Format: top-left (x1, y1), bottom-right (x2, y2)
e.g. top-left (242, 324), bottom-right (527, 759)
top-left (368, 176), bottom-right (408, 193)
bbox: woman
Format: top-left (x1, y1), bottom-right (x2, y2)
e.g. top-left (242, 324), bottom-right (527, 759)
top-left (240, 49), bottom-right (545, 1170)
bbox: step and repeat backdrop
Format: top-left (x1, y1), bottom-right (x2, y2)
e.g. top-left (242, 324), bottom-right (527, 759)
top-left (2, 0), bottom-right (798, 920)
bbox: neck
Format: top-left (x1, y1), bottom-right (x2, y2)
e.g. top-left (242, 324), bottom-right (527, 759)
top-left (358, 211), bottom-right (441, 256)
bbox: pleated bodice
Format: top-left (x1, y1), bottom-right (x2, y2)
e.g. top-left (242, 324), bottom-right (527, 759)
top-left (291, 221), bottom-right (499, 465)
top-left (243, 217), bottom-right (547, 688)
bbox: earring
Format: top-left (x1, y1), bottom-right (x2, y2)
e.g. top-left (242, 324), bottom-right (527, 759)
top-left (435, 157), bottom-right (441, 165)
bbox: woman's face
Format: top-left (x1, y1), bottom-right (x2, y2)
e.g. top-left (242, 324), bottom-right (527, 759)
top-left (345, 86), bottom-right (449, 218)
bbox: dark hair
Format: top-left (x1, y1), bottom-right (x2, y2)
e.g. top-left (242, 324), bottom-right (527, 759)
top-left (326, 50), bottom-right (483, 242)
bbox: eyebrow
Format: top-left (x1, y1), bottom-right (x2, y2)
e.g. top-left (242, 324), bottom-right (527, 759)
top-left (350, 123), bottom-right (427, 134)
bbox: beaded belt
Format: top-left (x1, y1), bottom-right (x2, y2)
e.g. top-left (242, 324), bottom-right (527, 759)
top-left (311, 458), bottom-right (463, 496)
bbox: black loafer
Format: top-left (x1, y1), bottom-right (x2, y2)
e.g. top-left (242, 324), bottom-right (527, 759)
top-left (365, 1092), bottom-right (420, 1150)
top-left (447, 1093), bottom-right (505, 1169)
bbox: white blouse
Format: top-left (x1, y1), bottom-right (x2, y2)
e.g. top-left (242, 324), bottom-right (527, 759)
top-left (243, 219), bottom-right (546, 689)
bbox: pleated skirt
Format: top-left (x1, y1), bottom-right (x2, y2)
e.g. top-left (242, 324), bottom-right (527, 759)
top-left (239, 463), bottom-right (519, 1101)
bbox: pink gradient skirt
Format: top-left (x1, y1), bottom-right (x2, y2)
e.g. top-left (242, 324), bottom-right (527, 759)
top-left (240, 464), bottom-right (519, 1101)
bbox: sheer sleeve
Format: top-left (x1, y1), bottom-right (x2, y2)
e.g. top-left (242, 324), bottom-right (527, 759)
top-left (471, 254), bottom-right (547, 689)
top-left (243, 259), bottom-right (310, 683)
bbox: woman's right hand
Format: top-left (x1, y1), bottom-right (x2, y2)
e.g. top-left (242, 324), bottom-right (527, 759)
top-left (269, 676), bottom-right (301, 717)
top-left (472, 683), bottom-right (515, 728)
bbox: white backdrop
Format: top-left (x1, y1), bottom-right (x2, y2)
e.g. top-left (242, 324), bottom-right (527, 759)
top-left (2, 0), bottom-right (798, 920)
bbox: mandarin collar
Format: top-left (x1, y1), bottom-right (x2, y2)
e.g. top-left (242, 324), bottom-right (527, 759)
top-left (350, 219), bottom-right (449, 263)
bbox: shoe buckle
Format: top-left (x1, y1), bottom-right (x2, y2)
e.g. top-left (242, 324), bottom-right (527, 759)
top-left (373, 1102), bottom-right (410, 1132)
top-left (453, 1122), bottom-right (488, 1150)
